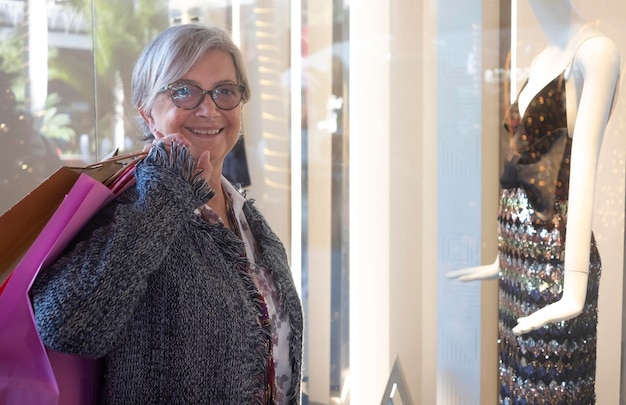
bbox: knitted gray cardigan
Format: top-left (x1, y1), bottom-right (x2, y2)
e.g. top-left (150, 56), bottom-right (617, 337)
top-left (31, 145), bottom-right (303, 404)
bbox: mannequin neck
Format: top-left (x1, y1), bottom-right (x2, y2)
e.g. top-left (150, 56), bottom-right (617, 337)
top-left (528, 0), bottom-right (585, 48)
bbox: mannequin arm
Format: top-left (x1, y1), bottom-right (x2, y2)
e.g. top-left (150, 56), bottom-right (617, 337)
top-left (513, 36), bottom-right (620, 335)
top-left (446, 255), bottom-right (499, 281)
top-left (513, 270), bottom-right (588, 334)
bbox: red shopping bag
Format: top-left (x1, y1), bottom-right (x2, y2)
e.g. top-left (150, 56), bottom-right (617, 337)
top-left (0, 274), bottom-right (11, 295)
top-left (0, 150), bottom-right (145, 405)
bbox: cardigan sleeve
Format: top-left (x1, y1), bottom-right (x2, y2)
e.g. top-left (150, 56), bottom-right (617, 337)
top-left (31, 143), bottom-right (213, 358)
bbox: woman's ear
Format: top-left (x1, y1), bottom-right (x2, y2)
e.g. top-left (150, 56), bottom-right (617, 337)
top-left (139, 108), bottom-right (155, 133)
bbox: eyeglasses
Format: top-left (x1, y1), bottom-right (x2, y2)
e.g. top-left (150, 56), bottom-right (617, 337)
top-left (159, 81), bottom-right (245, 110)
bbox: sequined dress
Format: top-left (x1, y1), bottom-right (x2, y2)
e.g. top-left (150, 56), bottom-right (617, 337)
top-left (498, 72), bottom-right (601, 404)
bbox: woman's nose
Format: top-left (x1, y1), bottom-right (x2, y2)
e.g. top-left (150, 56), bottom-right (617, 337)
top-left (195, 94), bottom-right (221, 117)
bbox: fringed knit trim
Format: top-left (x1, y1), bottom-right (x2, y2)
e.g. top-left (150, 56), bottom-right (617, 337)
top-left (243, 202), bottom-right (304, 404)
top-left (244, 201), bottom-right (301, 321)
top-left (221, 201), bottom-right (272, 402)
top-left (286, 309), bottom-right (303, 403)
top-left (209, 222), bottom-right (247, 260)
top-left (235, 257), bottom-right (274, 404)
top-left (192, 197), bottom-right (270, 403)
top-left (142, 141), bottom-right (215, 204)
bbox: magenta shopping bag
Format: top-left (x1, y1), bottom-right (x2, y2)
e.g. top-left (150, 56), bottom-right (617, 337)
top-left (0, 173), bottom-right (115, 405)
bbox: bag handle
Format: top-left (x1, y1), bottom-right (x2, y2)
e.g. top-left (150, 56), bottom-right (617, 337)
top-left (63, 150), bottom-right (148, 185)
top-left (80, 150), bottom-right (148, 169)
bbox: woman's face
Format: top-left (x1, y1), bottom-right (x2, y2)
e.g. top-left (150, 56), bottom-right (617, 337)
top-left (142, 49), bottom-right (242, 171)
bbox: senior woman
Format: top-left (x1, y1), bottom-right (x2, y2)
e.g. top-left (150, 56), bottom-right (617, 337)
top-left (32, 24), bottom-right (303, 404)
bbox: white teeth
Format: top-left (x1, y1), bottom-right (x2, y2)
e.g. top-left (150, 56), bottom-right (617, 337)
top-left (189, 128), bottom-right (220, 135)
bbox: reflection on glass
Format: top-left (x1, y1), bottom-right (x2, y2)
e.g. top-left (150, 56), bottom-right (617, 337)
top-left (0, 65), bottom-right (62, 213)
top-left (0, 0), bottom-right (166, 213)
top-left (0, 0), bottom-right (68, 213)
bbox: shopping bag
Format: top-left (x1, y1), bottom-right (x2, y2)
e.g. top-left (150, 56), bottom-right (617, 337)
top-left (0, 174), bottom-right (111, 405)
top-left (0, 150), bottom-right (146, 405)
top-left (0, 167), bottom-right (83, 287)
top-left (0, 149), bottom-right (146, 286)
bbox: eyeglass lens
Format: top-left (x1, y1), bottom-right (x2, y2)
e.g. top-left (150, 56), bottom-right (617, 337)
top-left (169, 82), bottom-right (243, 110)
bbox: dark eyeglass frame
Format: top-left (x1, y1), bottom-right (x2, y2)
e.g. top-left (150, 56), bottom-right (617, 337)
top-left (158, 81), bottom-right (246, 111)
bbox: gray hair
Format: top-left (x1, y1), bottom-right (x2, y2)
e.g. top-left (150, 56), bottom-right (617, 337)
top-left (131, 24), bottom-right (250, 140)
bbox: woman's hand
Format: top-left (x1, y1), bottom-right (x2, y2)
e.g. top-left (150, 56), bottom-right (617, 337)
top-left (149, 131), bottom-right (191, 151)
top-left (195, 150), bottom-right (212, 182)
top-left (446, 256), bottom-right (499, 281)
top-left (143, 132), bottom-right (189, 154)
top-left (145, 131), bottom-right (213, 182)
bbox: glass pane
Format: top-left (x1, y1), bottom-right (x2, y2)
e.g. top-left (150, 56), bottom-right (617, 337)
top-left (0, 0), bottom-right (90, 214)
top-left (300, 0), bottom-right (350, 403)
top-left (90, 0), bottom-right (169, 159)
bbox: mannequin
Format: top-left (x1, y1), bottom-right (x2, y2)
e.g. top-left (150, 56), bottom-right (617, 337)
top-left (448, 0), bottom-right (620, 403)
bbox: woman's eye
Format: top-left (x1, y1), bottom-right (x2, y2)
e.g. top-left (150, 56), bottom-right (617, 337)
top-left (217, 86), bottom-right (237, 96)
top-left (173, 86), bottom-right (192, 98)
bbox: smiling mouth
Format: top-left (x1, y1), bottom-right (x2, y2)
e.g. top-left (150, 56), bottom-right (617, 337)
top-left (188, 127), bottom-right (221, 135)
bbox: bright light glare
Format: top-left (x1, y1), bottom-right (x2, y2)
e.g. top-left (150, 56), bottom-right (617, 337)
top-left (289, 0), bottom-right (302, 297)
top-left (510, 0), bottom-right (518, 104)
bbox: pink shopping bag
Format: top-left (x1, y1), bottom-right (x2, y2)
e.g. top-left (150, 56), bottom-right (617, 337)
top-left (0, 150), bottom-right (145, 404)
top-left (0, 173), bottom-right (115, 405)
